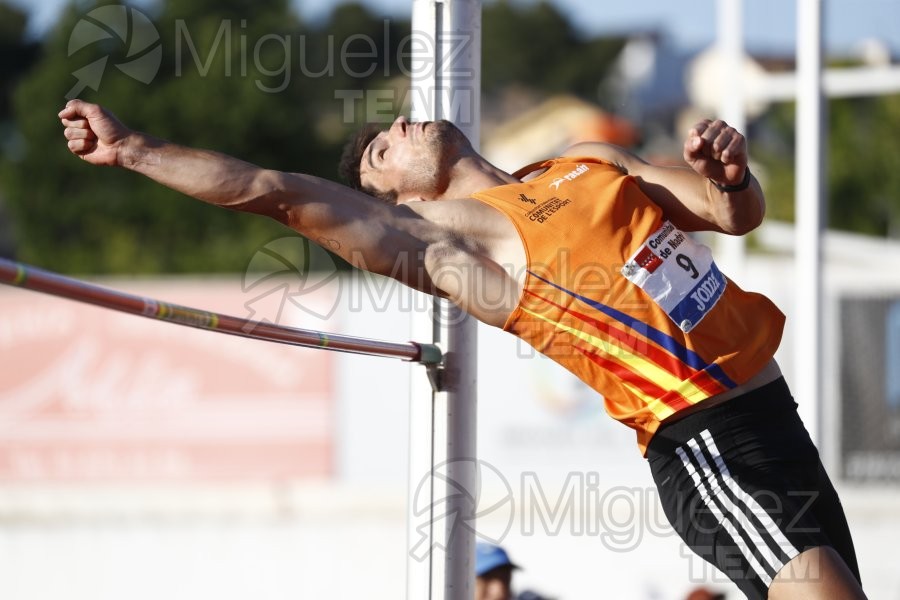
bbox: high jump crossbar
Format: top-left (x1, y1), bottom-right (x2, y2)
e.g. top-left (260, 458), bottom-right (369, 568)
top-left (0, 258), bottom-right (444, 368)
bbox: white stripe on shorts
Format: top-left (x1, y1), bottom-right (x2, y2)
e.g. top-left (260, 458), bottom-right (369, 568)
top-left (677, 428), bottom-right (803, 587)
top-left (686, 438), bottom-right (785, 576)
top-left (676, 445), bottom-right (773, 587)
top-left (699, 430), bottom-right (800, 563)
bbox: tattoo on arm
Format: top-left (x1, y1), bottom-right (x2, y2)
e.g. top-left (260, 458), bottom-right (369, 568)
top-left (318, 237), bottom-right (342, 251)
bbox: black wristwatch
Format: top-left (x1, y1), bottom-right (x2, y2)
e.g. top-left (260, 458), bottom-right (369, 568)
top-left (710, 167), bottom-right (751, 193)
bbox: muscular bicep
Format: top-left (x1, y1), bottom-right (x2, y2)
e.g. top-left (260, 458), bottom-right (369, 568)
top-left (422, 236), bottom-right (521, 328)
top-left (238, 171), bottom-right (446, 295)
top-left (231, 173), bottom-right (521, 321)
top-left (563, 142), bottom-right (724, 232)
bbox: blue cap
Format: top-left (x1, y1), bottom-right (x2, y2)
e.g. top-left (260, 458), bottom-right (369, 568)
top-left (475, 543), bottom-right (520, 576)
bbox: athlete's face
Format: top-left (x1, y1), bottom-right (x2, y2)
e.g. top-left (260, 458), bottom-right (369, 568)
top-left (358, 116), bottom-right (470, 203)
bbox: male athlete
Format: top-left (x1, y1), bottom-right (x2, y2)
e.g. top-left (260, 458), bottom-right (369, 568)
top-left (59, 98), bottom-right (865, 599)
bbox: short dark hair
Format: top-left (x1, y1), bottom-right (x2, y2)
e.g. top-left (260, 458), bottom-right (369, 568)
top-left (338, 123), bottom-right (398, 204)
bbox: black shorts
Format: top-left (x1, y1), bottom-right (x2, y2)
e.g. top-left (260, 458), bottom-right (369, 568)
top-left (646, 377), bottom-right (861, 600)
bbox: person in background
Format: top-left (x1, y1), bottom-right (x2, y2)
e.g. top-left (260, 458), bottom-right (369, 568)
top-left (476, 543), bottom-right (519, 600)
top-left (684, 586), bottom-right (726, 600)
top-left (475, 543), bottom-right (555, 600)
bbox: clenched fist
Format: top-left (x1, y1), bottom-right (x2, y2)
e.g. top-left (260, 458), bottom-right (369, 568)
top-left (58, 100), bottom-right (132, 167)
top-left (683, 119), bottom-right (748, 189)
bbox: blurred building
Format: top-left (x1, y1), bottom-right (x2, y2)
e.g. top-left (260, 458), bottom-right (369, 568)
top-left (482, 95), bottom-right (638, 172)
top-left (605, 32), bottom-right (696, 130)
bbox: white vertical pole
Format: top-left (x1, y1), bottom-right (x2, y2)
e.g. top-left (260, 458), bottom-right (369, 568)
top-left (795, 0), bottom-right (825, 444)
top-left (408, 2), bottom-right (480, 599)
top-left (716, 0), bottom-right (747, 272)
top-left (406, 9), bottom-right (438, 595)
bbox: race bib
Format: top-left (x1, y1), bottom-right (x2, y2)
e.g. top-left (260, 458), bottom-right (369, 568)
top-left (620, 221), bottom-right (726, 333)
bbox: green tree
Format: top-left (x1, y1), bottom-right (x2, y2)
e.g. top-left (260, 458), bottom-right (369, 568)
top-left (0, 1), bottom-right (39, 122)
top-left (828, 94), bottom-right (900, 237)
top-left (752, 93), bottom-right (900, 238)
top-left (0, 0), bottom-right (626, 275)
top-left (481, 0), bottom-right (625, 99)
top-left (0, 0), bottom-right (39, 258)
top-left (0, 0), bottom-right (406, 273)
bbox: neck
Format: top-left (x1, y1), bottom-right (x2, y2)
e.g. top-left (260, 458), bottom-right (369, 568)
top-left (429, 155), bottom-right (519, 202)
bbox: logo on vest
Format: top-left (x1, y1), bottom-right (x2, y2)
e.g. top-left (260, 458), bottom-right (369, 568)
top-left (690, 271), bottom-right (723, 313)
top-left (527, 197), bottom-right (572, 224)
top-left (548, 164), bottom-right (589, 190)
top-left (518, 193), bottom-right (537, 205)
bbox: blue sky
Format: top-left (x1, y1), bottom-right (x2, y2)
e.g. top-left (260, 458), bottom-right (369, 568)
top-left (10, 0), bottom-right (900, 55)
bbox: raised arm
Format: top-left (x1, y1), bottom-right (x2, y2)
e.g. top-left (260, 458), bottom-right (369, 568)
top-left (58, 100), bottom-right (444, 292)
top-left (564, 119), bottom-right (764, 235)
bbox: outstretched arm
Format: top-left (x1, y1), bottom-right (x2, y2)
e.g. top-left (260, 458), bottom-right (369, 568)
top-left (564, 119), bottom-right (765, 235)
top-left (58, 100), bottom-right (442, 291)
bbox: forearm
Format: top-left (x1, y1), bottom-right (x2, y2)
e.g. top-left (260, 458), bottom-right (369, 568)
top-left (117, 132), bottom-right (281, 215)
top-left (627, 164), bottom-right (765, 235)
top-left (113, 131), bottom-right (429, 267)
top-left (703, 169), bottom-right (766, 235)
top-left (61, 100), bottom-right (445, 291)
top-left (564, 140), bottom-right (766, 235)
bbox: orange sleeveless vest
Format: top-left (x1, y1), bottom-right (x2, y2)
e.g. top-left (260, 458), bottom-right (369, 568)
top-left (472, 157), bottom-right (785, 454)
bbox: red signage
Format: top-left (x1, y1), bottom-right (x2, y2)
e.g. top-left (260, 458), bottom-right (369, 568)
top-left (0, 279), bottom-right (334, 481)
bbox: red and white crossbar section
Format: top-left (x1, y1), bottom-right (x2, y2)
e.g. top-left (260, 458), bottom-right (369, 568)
top-left (0, 258), bottom-right (443, 366)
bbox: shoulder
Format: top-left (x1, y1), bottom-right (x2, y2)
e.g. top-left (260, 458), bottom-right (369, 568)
top-left (562, 142), bottom-right (641, 173)
top-left (407, 196), bottom-right (509, 227)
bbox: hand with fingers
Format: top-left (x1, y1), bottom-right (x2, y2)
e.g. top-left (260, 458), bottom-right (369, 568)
top-left (58, 99), bottom-right (132, 167)
top-left (683, 119), bottom-right (750, 192)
